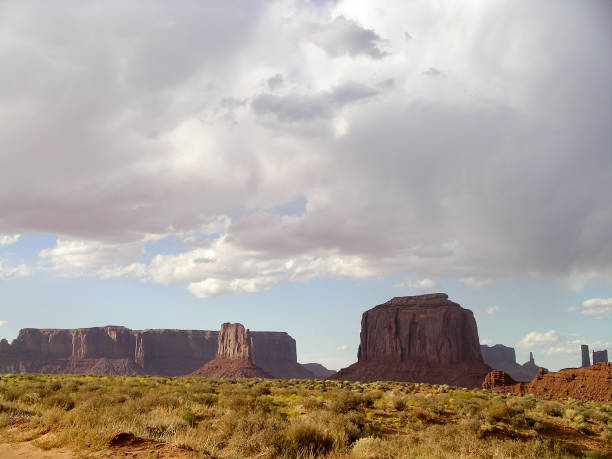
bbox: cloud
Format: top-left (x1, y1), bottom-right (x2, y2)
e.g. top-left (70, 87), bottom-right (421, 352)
top-left (251, 81), bottom-right (380, 123)
top-left (422, 67), bottom-right (442, 77)
top-left (517, 330), bottom-right (561, 348)
top-left (0, 261), bottom-right (30, 281)
top-left (0, 234), bottom-right (20, 246)
top-left (39, 238), bottom-right (148, 278)
top-left (579, 298), bottom-right (612, 319)
top-left (392, 278), bottom-right (438, 290)
top-left (486, 305), bottom-right (501, 314)
top-left (0, 320), bottom-right (7, 327)
top-left (480, 339), bottom-right (493, 346)
top-left (460, 278), bottom-right (492, 289)
top-left (306, 16), bottom-right (387, 59)
top-left (267, 74), bottom-right (284, 90)
top-left (0, 1), bottom-right (609, 298)
top-left (516, 330), bottom-right (611, 356)
top-left (336, 344), bottom-right (349, 351)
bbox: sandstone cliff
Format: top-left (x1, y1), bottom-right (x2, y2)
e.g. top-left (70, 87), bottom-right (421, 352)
top-left (0, 325), bottom-right (308, 379)
top-left (483, 363), bottom-right (612, 402)
top-left (331, 294), bottom-right (490, 388)
top-left (190, 323), bottom-right (269, 378)
top-left (480, 344), bottom-right (547, 382)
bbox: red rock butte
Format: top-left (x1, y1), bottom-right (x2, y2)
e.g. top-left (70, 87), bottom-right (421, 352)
top-left (190, 323), bottom-right (270, 378)
top-left (331, 293), bottom-right (491, 388)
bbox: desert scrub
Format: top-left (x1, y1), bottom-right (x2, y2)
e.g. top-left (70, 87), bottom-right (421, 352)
top-left (284, 423), bottom-right (333, 457)
top-left (0, 374), bottom-right (610, 458)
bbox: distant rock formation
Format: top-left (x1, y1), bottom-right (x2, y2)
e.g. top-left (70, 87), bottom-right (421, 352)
top-left (593, 349), bottom-right (608, 364)
top-left (0, 326), bottom-right (312, 379)
top-left (302, 363), bottom-right (337, 379)
top-left (483, 362), bottom-right (612, 402)
top-left (480, 344), bottom-right (547, 382)
top-left (251, 332), bottom-right (314, 379)
top-left (190, 323), bottom-right (269, 378)
top-left (581, 344), bottom-right (590, 367)
top-left (330, 294), bottom-right (491, 388)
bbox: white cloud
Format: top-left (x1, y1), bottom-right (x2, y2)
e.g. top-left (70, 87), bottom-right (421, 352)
top-left (0, 234), bottom-right (20, 246)
top-left (460, 278), bottom-right (492, 289)
top-left (39, 238), bottom-right (148, 278)
top-left (517, 330), bottom-right (562, 349)
top-left (516, 330), bottom-right (611, 357)
top-left (580, 298), bottom-right (612, 319)
top-left (0, 320), bottom-right (7, 327)
top-left (336, 345), bottom-right (349, 351)
top-left (392, 278), bottom-right (438, 290)
top-left (0, 261), bottom-right (30, 281)
top-left (150, 235), bottom-right (374, 298)
top-left (305, 15), bottom-right (388, 59)
top-left (480, 339), bottom-right (492, 346)
top-left (486, 305), bottom-right (501, 314)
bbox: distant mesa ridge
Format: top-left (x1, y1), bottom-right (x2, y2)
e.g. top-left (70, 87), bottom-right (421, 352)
top-left (480, 344), bottom-right (547, 382)
top-left (0, 325), bottom-right (315, 379)
top-left (302, 363), bottom-right (336, 379)
top-left (331, 293), bottom-right (491, 388)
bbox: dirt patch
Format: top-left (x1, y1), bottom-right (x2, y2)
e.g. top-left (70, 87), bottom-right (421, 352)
top-left (0, 442), bottom-right (74, 458)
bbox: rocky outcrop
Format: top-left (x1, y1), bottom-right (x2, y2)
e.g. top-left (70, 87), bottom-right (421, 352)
top-left (190, 323), bottom-right (269, 378)
top-left (302, 363), bottom-right (337, 379)
top-left (0, 325), bottom-right (307, 378)
top-left (251, 332), bottom-right (315, 379)
top-left (483, 363), bottom-right (612, 402)
top-left (331, 294), bottom-right (491, 388)
top-left (581, 344), bottom-right (590, 367)
top-left (480, 344), bottom-right (547, 382)
top-left (593, 349), bottom-right (608, 364)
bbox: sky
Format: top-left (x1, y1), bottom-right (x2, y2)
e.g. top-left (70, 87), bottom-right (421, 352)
top-left (0, 0), bottom-right (610, 372)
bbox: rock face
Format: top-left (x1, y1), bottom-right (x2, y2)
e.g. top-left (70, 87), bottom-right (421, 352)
top-left (593, 349), bottom-right (608, 364)
top-left (480, 344), bottom-right (547, 382)
top-left (302, 363), bottom-right (337, 379)
top-left (483, 363), bottom-right (612, 402)
top-left (331, 294), bottom-right (491, 388)
top-left (581, 344), bottom-right (591, 367)
top-left (0, 325), bottom-right (309, 379)
top-left (251, 332), bottom-right (314, 379)
top-left (190, 323), bottom-right (269, 378)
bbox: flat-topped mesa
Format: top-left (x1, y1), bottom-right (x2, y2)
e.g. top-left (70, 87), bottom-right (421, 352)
top-left (377, 293), bottom-right (455, 308)
top-left (357, 293), bottom-right (483, 365)
top-left (332, 293), bottom-right (491, 388)
top-left (1, 325), bottom-right (312, 378)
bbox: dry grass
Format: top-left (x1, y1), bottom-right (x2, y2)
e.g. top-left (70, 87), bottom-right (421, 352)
top-left (0, 374), bottom-right (610, 458)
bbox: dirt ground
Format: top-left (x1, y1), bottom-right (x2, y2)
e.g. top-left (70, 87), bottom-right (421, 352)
top-left (0, 441), bottom-right (206, 458)
top-left (0, 443), bottom-right (75, 459)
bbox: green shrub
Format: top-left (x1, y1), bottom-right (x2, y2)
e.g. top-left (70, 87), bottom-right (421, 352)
top-left (43, 394), bottom-right (75, 411)
top-left (182, 410), bottom-right (196, 427)
top-left (486, 402), bottom-right (510, 422)
top-left (285, 423), bottom-right (333, 457)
